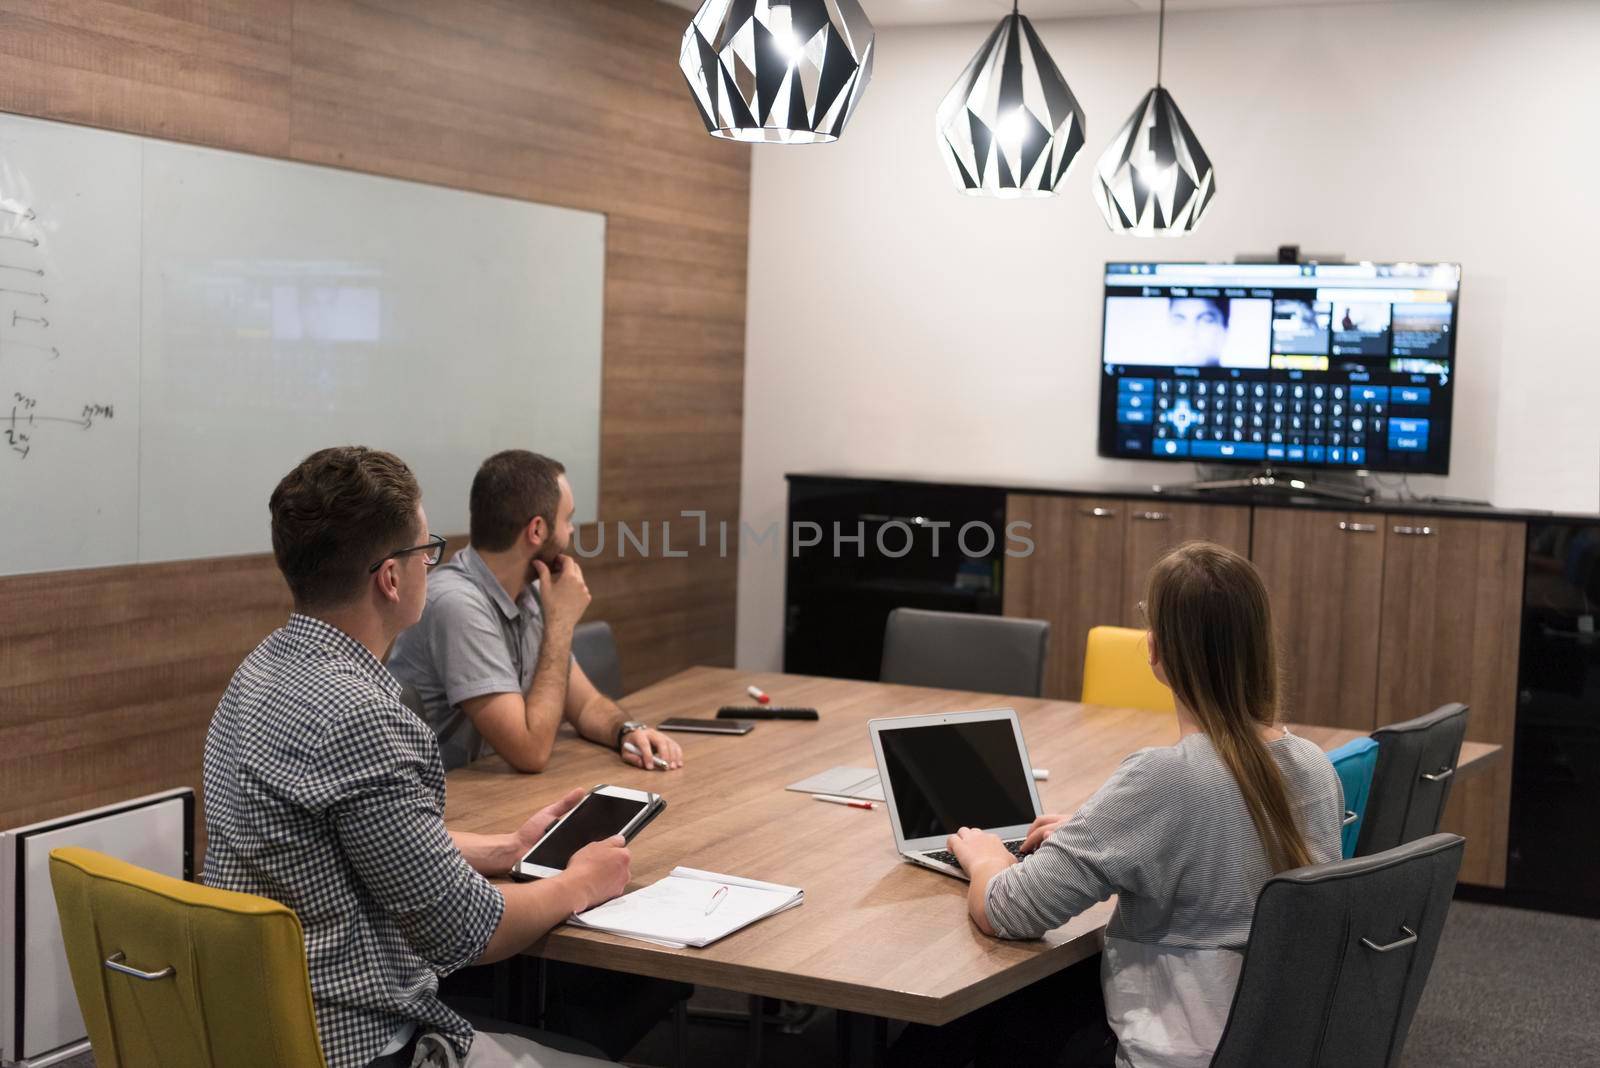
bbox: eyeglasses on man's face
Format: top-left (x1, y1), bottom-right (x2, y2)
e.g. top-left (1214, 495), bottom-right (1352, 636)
top-left (369, 533), bottom-right (447, 573)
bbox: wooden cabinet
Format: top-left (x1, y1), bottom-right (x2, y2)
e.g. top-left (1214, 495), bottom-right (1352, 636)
top-left (1003, 495), bottom-right (1126, 700)
top-left (1121, 502), bottom-right (1253, 626)
top-left (1251, 507), bottom-right (1387, 731)
top-left (1375, 515), bottom-right (1524, 887)
top-left (1005, 496), bottom-right (1252, 700)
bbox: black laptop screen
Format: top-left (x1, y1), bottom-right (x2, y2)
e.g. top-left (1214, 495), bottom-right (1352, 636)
top-left (879, 718), bottom-right (1036, 840)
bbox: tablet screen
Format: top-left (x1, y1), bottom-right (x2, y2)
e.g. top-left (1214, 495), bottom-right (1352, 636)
top-left (523, 792), bottom-right (648, 870)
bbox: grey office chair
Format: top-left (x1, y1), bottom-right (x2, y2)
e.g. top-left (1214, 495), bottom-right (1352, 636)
top-left (1211, 833), bottom-right (1465, 1068)
top-left (572, 620), bottom-right (624, 700)
top-left (397, 682), bottom-right (426, 720)
top-left (1356, 703), bottom-right (1469, 857)
top-left (879, 608), bottom-right (1050, 698)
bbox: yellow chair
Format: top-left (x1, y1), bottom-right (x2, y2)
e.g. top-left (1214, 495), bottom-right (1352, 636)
top-left (48, 846), bottom-right (327, 1068)
top-left (1081, 625), bottom-right (1175, 714)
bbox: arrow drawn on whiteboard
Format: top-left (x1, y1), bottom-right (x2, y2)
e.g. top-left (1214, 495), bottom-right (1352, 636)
top-left (0, 206), bottom-right (36, 221)
top-left (0, 234), bottom-right (39, 246)
top-left (1, 339), bottom-right (59, 358)
top-left (0, 263), bottom-right (43, 277)
top-left (0, 288), bottom-right (47, 303)
top-left (12, 312), bottom-right (48, 328)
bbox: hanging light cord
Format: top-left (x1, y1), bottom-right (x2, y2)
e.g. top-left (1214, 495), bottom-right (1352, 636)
top-left (1156, 0), bottom-right (1166, 88)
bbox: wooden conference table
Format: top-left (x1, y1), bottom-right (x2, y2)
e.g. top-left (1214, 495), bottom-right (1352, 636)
top-left (443, 667), bottom-right (1500, 1032)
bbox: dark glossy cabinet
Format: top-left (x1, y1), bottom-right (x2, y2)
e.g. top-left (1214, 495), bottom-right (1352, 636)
top-left (1507, 520), bottom-right (1600, 915)
top-left (784, 477), bottom-right (1006, 681)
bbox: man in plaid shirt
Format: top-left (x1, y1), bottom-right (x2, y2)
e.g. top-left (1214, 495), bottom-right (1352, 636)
top-left (204, 446), bottom-right (626, 1067)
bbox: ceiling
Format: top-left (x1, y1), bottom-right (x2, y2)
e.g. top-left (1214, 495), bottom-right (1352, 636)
top-left (660, 0), bottom-right (1401, 27)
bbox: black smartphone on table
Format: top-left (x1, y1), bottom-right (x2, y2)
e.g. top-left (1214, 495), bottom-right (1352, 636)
top-left (658, 717), bottom-right (755, 734)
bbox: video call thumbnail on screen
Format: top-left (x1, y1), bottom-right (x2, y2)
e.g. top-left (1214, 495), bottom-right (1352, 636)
top-left (1101, 264), bottom-right (1458, 373)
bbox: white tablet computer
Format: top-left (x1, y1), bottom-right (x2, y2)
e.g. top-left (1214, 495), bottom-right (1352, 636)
top-left (513, 784), bottom-right (665, 880)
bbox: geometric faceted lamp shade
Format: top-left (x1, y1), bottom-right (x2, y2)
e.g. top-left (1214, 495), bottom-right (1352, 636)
top-left (936, 7), bottom-right (1087, 197)
top-left (1093, 86), bottom-right (1216, 233)
top-left (679, 0), bottom-right (876, 144)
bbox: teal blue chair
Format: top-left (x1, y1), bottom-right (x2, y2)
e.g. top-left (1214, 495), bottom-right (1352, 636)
top-left (1327, 737), bottom-right (1379, 858)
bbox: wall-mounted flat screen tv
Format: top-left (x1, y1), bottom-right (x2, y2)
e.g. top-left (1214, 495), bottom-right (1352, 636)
top-left (1097, 261), bottom-right (1460, 475)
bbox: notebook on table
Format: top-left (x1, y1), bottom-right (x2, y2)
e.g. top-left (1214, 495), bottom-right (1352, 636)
top-left (569, 867), bottom-right (804, 949)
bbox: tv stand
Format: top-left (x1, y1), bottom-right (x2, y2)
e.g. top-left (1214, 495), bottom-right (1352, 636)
top-left (1151, 467), bottom-right (1374, 504)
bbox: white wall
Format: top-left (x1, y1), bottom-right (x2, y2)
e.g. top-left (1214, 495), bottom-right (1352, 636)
top-left (737, 0), bottom-right (1600, 670)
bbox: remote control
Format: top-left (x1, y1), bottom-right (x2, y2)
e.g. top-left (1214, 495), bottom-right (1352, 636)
top-left (717, 706), bottom-right (819, 721)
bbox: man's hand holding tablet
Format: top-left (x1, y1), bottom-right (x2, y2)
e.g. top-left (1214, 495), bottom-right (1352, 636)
top-left (513, 783), bottom-right (665, 883)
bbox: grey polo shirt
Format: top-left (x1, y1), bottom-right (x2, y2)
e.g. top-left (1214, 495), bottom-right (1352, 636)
top-left (388, 545), bottom-right (557, 770)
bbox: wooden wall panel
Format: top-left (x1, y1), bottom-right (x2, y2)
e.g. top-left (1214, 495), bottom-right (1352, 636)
top-left (0, 0), bottom-right (748, 832)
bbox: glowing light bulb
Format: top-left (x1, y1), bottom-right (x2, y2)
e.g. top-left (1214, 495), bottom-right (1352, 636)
top-left (997, 107), bottom-right (1029, 156)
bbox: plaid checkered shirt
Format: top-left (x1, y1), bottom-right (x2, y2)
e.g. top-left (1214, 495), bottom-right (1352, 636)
top-left (203, 613), bottom-right (505, 1068)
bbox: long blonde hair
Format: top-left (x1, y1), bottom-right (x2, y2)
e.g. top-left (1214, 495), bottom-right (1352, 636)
top-left (1144, 541), bottom-right (1313, 873)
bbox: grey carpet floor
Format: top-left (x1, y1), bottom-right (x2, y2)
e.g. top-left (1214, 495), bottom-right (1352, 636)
top-left (1400, 901), bottom-right (1600, 1067)
top-left (50, 901), bottom-right (1600, 1067)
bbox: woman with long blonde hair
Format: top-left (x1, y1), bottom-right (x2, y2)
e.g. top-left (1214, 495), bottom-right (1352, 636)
top-left (919, 541), bottom-right (1344, 1068)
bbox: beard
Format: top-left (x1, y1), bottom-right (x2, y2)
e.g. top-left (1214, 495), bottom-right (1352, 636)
top-left (524, 533), bottom-right (569, 585)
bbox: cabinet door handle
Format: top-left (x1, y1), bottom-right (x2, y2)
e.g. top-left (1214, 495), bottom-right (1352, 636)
top-left (1393, 525), bottom-right (1434, 537)
top-left (1338, 521), bottom-right (1377, 533)
top-left (857, 513), bottom-right (891, 522)
top-left (1361, 926), bottom-right (1418, 954)
top-left (1133, 511), bottom-right (1170, 521)
top-left (1081, 507), bottom-right (1118, 519)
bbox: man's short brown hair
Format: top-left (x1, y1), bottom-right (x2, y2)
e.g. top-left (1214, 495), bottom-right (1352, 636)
top-left (470, 450), bottom-right (566, 552)
top-left (269, 446), bottom-right (422, 610)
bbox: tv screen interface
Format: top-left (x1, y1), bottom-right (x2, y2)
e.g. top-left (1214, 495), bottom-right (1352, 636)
top-left (1097, 262), bottom-right (1459, 474)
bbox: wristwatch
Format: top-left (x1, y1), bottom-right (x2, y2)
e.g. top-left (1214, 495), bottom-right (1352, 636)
top-left (615, 720), bottom-right (649, 751)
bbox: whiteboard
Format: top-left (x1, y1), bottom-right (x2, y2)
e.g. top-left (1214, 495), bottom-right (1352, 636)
top-left (0, 112), bottom-right (604, 575)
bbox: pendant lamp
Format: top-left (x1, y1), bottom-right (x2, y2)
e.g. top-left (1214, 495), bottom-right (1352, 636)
top-left (935, 2), bottom-right (1087, 197)
top-left (679, 0), bottom-right (876, 144)
top-left (1093, 0), bottom-right (1216, 233)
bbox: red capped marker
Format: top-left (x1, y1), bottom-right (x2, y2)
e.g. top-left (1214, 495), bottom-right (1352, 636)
top-left (746, 685), bottom-right (771, 705)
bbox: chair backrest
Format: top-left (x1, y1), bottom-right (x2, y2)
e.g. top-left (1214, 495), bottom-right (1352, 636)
top-left (1210, 833), bottom-right (1465, 1068)
top-left (1080, 625), bottom-right (1175, 713)
top-left (49, 847), bottom-right (327, 1068)
top-left (397, 681), bottom-right (427, 719)
top-left (1327, 736), bottom-right (1380, 858)
top-left (879, 608), bottom-right (1050, 698)
top-left (1356, 703), bottom-right (1469, 857)
top-left (572, 620), bottom-right (624, 700)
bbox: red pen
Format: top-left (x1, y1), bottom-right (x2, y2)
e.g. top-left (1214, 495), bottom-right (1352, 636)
top-left (746, 685), bottom-right (771, 705)
top-left (812, 794), bottom-right (875, 810)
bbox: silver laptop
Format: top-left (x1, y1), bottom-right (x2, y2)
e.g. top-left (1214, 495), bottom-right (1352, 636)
top-left (868, 709), bottom-right (1043, 881)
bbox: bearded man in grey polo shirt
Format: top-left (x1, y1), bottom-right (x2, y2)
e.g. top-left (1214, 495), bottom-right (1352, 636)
top-left (389, 450), bottom-right (683, 774)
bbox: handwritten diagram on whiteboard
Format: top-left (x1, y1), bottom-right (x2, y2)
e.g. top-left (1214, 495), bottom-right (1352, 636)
top-left (0, 118), bottom-right (142, 572)
top-left (0, 113), bottom-right (604, 576)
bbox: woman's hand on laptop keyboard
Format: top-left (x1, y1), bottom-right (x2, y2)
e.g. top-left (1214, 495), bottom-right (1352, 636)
top-left (1021, 813), bottom-right (1072, 854)
top-left (947, 827), bottom-right (1018, 877)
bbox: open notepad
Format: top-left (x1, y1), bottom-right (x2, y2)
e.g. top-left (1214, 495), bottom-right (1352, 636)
top-left (569, 867), bottom-right (804, 949)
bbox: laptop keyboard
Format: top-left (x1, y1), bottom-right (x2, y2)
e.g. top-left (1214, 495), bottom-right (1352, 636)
top-left (923, 840), bottom-right (1027, 869)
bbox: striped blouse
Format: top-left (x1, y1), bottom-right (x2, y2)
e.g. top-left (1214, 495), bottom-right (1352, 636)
top-left (985, 730), bottom-right (1344, 1068)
